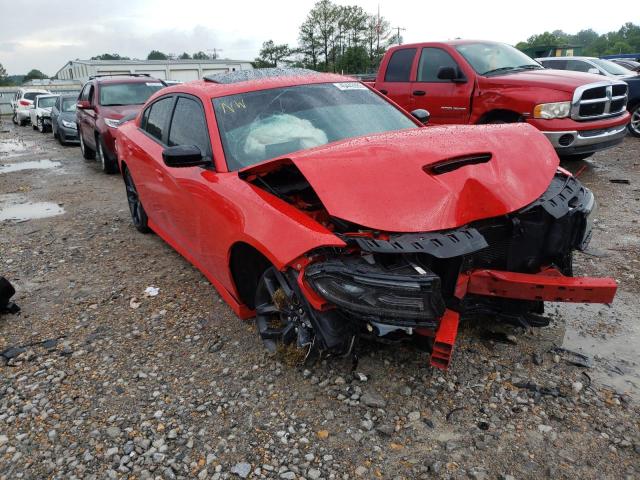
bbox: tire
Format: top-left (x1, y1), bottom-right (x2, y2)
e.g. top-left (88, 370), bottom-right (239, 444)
top-left (32, 120), bottom-right (38, 130)
top-left (19, 116), bottom-right (28, 127)
top-left (12, 112), bottom-right (17, 125)
top-left (37, 117), bottom-right (46, 133)
top-left (58, 132), bottom-right (67, 146)
top-left (96, 135), bottom-right (118, 174)
top-left (123, 167), bottom-right (151, 233)
top-left (79, 132), bottom-right (96, 160)
top-left (628, 104), bottom-right (640, 138)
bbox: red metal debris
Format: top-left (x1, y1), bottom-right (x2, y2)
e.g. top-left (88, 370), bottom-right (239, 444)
top-left (465, 268), bottom-right (617, 304)
top-left (430, 309), bottom-right (460, 370)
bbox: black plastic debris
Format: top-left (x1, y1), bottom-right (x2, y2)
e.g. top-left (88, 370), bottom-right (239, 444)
top-left (552, 347), bottom-right (593, 368)
top-left (609, 179), bottom-right (630, 185)
top-left (0, 277), bottom-right (20, 314)
top-left (0, 346), bottom-right (26, 360)
top-left (513, 381), bottom-right (563, 398)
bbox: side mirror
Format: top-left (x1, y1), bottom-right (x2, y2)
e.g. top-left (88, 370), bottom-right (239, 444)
top-left (437, 66), bottom-right (466, 83)
top-left (162, 145), bottom-right (211, 168)
top-left (411, 109), bottom-right (430, 124)
top-left (587, 67), bottom-right (600, 75)
top-left (77, 100), bottom-right (92, 110)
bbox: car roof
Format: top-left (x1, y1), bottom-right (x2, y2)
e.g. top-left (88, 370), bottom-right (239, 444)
top-left (20, 88), bottom-right (50, 93)
top-left (91, 76), bottom-right (163, 85)
top-left (155, 69), bottom-right (356, 99)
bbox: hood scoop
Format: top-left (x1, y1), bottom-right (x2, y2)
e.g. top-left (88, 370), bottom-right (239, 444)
top-left (426, 153), bottom-right (492, 175)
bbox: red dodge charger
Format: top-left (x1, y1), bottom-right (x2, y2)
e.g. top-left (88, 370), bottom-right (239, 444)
top-left (114, 68), bottom-right (616, 369)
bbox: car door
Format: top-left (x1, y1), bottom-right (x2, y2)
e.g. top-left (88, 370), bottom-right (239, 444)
top-left (128, 95), bottom-right (176, 233)
top-left (375, 48), bottom-right (416, 108)
top-left (160, 95), bottom-right (218, 267)
top-left (77, 84), bottom-right (92, 143)
top-left (411, 47), bottom-right (473, 124)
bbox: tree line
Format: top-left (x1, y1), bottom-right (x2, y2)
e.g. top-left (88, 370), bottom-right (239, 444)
top-left (516, 22), bottom-right (640, 57)
top-left (254, 0), bottom-right (397, 74)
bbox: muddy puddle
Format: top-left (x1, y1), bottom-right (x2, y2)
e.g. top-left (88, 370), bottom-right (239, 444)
top-left (0, 159), bottom-right (61, 174)
top-left (553, 292), bottom-right (640, 399)
top-left (0, 137), bottom-right (42, 158)
top-left (0, 194), bottom-right (65, 222)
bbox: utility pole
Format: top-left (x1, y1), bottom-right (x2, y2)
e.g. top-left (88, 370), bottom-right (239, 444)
top-left (207, 48), bottom-right (224, 60)
top-left (393, 26), bottom-right (406, 45)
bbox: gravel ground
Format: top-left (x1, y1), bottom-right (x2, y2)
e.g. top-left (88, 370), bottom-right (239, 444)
top-left (1, 120), bottom-right (639, 479)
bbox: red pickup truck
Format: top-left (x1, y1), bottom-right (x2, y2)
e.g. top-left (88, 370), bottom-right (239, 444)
top-left (365, 40), bottom-right (630, 160)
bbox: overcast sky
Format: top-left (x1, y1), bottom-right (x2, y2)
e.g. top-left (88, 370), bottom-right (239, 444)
top-left (0, 0), bottom-right (637, 75)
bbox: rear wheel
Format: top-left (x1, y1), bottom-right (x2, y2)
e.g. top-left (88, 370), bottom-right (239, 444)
top-left (123, 167), bottom-right (150, 233)
top-left (79, 132), bottom-right (96, 160)
top-left (96, 135), bottom-right (118, 174)
top-left (629, 104), bottom-right (640, 138)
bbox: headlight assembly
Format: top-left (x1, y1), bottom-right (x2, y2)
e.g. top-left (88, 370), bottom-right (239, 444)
top-left (61, 120), bottom-right (77, 129)
top-left (533, 101), bottom-right (571, 119)
top-left (104, 118), bottom-right (121, 128)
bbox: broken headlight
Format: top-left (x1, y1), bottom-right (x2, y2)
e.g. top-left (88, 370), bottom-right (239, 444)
top-left (305, 257), bottom-right (445, 323)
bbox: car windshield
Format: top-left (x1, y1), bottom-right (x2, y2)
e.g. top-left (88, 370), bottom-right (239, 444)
top-left (212, 82), bottom-right (418, 170)
top-left (62, 98), bottom-right (77, 112)
top-left (590, 58), bottom-right (634, 76)
top-left (455, 42), bottom-right (541, 76)
top-left (24, 92), bottom-right (46, 101)
top-left (99, 81), bottom-right (164, 106)
top-left (38, 97), bottom-right (57, 108)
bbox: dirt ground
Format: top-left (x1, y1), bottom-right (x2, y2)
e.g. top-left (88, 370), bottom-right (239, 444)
top-left (1, 120), bottom-right (639, 480)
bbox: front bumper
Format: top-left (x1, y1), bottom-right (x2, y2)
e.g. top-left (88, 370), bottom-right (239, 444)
top-left (58, 123), bottom-right (79, 142)
top-left (542, 123), bottom-right (628, 155)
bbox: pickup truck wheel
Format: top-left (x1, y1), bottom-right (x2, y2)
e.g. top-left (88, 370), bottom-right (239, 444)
top-left (629, 104), bottom-right (640, 138)
top-left (79, 133), bottom-right (96, 160)
top-left (96, 135), bottom-right (118, 174)
top-left (123, 167), bottom-right (150, 233)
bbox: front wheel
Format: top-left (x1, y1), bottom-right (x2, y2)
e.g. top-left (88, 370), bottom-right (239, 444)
top-left (254, 267), bottom-right (314, 355)
top-left (123, 167), bottom-right (150, 233)
top-left (628, 104), bottom-right (640, 138)
top-left (96, 135), bottom-right (118, 174)
top-left (79, 132), bottom-right (96, 160)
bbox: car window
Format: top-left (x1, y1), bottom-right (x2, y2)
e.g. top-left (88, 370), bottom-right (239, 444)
top-left (61, 97), bottom-right (76, 112)
top-left (80, 84), bottom-right (90, 101)
top-left (417, 48), bottom-right (460, 82)
top-left (540, 59), bottom-right (567, 70)
top-left (168, 97), bottom-right (211, 157)
top-left (566, 60), bottom-right (592, 73)
top-left (38, 97), bottom-right (57, 109)
top-left (384, 48), bottom-right (416, 82)
top-left (144, 97), bottom-right (174, 142)
top-left (23, 92), bottom-right (41, 101)
top-left (88, 85), bottom-right (95, 104)
top-left (99, 82), bottom-right (164, 106)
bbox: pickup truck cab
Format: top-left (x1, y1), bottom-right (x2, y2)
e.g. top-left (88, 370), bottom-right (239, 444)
top-left (367, 40), bottom-right (630, 160)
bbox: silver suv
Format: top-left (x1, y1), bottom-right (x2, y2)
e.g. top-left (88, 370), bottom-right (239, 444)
top-left (11, 88), bottom-right (51, 126)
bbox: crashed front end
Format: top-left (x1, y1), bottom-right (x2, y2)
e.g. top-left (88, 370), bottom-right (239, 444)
top-left (292, 171), bottom-right (615, 369)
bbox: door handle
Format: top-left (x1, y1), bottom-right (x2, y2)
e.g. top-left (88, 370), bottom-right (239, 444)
top-left (413, 90), bottom-right (426, 96)
top-left (155, 168), bottom-right (164, 181)
top-left (379, 89), bottom-right (388, 95)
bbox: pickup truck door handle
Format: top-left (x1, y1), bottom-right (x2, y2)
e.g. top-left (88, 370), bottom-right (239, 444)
top-left (413, 90), bottom-right (426, 96)
top-left (379, 89), bottom-right (388, 95)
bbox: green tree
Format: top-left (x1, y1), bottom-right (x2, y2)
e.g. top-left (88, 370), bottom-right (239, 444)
top-left (0, 63), bottom-right (8, 85)
top-left (178, 52), bottom-right (192, 59)
top-left (192, 51), bottom-right (209, 60)
top-left (90, 53), bottom-right (130, 60)
top-left (147, 50), bottom-right (168, 60)
top-left (24, 69), bottom-right (48, 82)
top-left (254, 40), bottom-right (291, 68)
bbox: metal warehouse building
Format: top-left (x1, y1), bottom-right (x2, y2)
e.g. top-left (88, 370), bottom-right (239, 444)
top-left (55, 59), bottom-right (254, 83)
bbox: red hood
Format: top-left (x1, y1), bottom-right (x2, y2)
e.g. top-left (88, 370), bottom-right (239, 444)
top-left (241, 125), bottom-right (559, 233)
top-left (98, 104), bottom-right (143, 119)
top-left (480, 69), bottom-right (606, 93)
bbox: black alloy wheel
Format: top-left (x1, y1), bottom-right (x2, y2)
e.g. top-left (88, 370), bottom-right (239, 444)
top-left (123, 167), bottom-right (150, 233)
top-left (254, 267), bottom-right (314, 355)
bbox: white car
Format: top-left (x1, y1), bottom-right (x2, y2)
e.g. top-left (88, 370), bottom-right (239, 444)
top-left (11, 88), bottom-right (51, 126)
top-left (536, 56), bottom-right (635, 79)
top-left (29, 94), bottom-right (59, 133)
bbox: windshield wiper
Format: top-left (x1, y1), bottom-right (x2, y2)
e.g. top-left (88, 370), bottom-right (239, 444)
top-left (482, 66), bottom-right (518, 76)
top-left (517, 64), bottom-right (543, 70)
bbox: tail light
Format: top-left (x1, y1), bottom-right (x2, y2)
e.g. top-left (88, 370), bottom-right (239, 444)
top-left (19, 100), bottom-right (30, 106)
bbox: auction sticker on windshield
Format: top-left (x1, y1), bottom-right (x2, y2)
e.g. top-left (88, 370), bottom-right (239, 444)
top-left (333, 82), bottom-right (367, 90)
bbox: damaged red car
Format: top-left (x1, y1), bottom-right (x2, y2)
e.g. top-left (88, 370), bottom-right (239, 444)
top-left (115, 68), bottom-right (617, 369)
